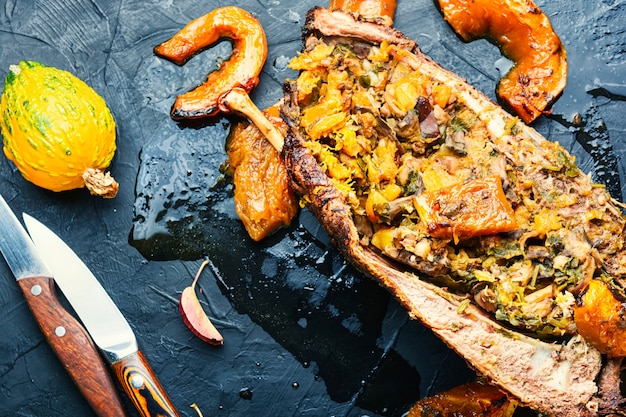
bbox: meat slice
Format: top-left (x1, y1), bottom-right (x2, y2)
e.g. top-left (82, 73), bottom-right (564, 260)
top-left (280, 7), bottom-right (621, 416)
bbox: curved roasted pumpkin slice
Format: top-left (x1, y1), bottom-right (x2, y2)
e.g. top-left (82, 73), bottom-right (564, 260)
top-left (436, 0), bottom-right (567, 123)
top-left (154, 6), bottom-right (267, 119)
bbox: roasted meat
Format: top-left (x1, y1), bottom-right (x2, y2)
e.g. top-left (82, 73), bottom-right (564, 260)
top-left (280, 7), bottom-right (626, 416)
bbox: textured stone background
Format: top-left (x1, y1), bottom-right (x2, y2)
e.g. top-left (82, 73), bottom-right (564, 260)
top-left (0, 0), bottom-right (624, 416)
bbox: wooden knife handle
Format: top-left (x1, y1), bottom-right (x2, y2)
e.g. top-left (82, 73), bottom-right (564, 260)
top-left (17, 275), bottom-right (127, 417)
top-left (111, 350), bottom-right (180, 417)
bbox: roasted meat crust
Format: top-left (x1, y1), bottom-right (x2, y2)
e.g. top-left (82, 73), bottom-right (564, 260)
top-left (597, 358), bottom-right (626, 415)
top-left (303, 6), bottom-right (415, 51)
top-left (280, 7), bottom-right (613, 417)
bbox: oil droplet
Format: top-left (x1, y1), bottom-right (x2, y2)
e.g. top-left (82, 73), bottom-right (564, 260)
top-left (286, 9), bottom-right (301, 24)
top-left (273, 55), bottom-right (291, 72)
top-left (239, 387), bottom-right (253, 400)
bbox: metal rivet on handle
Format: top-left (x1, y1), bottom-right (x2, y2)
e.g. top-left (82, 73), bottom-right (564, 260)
top-left (30, 285), bottom-right (42, 296)
top-left (131, 374), bottom-right (144, 389)
top-left (55, 326), bottom-right (66, 337)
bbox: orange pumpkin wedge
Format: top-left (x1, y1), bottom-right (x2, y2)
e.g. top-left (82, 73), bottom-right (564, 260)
top-left (437, 0), bottom-right (567, 123)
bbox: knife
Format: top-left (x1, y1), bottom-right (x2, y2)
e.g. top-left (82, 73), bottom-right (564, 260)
top-left (23, 212), bottom-right (181, 417)
top-left (0, 193), bottom-right (128, 417)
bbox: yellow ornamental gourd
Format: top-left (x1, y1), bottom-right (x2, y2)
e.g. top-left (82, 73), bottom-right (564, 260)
top-left (0, 61), bottom-right (118, 197)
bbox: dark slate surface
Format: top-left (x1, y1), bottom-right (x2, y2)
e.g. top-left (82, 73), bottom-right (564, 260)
top-left (0, 0), bottom-right (624, 416)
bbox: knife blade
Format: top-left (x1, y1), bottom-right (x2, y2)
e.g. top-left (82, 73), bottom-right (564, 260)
top-left (0, 193), bottom-right (127, 417)
top-left (23, 213), bottom-right (181, 417)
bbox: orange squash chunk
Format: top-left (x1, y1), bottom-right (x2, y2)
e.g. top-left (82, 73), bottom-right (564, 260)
top-left (437, 0), bottom-right (567, 123)
top-left (407, 380), bottom-right (517, 417)
top-left (575, 279), bottom-right (626, 357)
top-left (226, 105), bottom-right (298, 241)
top-left (414, 176), bottom-right (517, 242)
